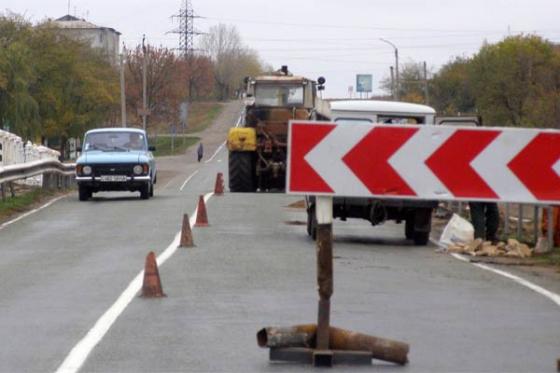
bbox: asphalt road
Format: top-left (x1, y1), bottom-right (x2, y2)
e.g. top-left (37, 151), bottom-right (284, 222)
top-left (1, 101), bottom-right (559, 372)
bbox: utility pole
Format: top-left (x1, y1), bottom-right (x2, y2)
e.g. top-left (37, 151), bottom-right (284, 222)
top-left (380, 38), bottom-right (399, 101)
top-left (390, 66), bottom-right (395, 100)
top-left (423, 61), bottom-right (429, 105)
top-left (120, 43), bottom-right (127, 127)
top-left (142, 35), bottom-right (147, 131)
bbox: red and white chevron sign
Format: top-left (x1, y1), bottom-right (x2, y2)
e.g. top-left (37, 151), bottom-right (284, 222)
top-left (287, 121), bottom-right (560, 204)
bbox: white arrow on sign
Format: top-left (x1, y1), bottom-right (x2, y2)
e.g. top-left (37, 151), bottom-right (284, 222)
top-left (305, 124), bottom-right (371, 196)
top-left (471, 130), bottom-right (537, 201)
top-left (389, 127), bottom-right (454, 199)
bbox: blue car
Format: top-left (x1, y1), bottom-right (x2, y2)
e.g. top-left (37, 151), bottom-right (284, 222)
top-left (75, 128), bottom-right (157, 201)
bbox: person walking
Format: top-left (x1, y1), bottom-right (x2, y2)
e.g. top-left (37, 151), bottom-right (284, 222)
top-left (197, 142), bottom-right (204, 162)
top-left (469, 202), bottom-right (500, 242)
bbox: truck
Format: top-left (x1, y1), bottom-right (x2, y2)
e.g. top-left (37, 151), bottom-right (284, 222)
top-left (227, 66), bottom-right (329, 192)
top-left (305, 99), bottom-right (439, 245)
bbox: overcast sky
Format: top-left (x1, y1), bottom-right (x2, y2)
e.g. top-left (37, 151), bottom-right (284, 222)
top-left (3, 0), bottom-right (560, 98)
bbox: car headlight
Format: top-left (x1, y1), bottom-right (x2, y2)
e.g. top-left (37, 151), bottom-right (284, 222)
top-left (133, 165), bottom-right (144, 175)
top-left (82, 165), bottom-right (92, 175)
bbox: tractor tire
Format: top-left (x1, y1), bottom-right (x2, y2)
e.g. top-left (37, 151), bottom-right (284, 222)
top-left (229, 151), bottom-right (256, 192)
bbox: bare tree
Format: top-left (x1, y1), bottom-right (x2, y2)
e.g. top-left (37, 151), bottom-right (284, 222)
top-left (199, 24), bottom-right (263, 100)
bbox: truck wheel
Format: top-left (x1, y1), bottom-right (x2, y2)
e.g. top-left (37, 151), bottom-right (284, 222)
top-left (229, 151), bottom-right (256, 192)
top-left (306, 204), bottom-right (317, 240)
top-left (413, 231), bottom-right (430, 246)
top-left (78, 186), bottom-right (91, 201)
top-left (411, 208), bottom-right (433, 246)
top-left (405, 216), bottom-right (414, 240)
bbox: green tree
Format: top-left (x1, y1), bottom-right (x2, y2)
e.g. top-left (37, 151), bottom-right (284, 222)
top-left (0, 15), bottom-right (39, 137)
top-left (430, 57), bottom-right (476, 115)
top-left (0, 14), bottom-right (119, 155)
top-left (469, 35), bottom-right (560, 127)
top-left (380, 61), bottom-right (430, 104)
top-left (29, 25), bottom-right (119, 155)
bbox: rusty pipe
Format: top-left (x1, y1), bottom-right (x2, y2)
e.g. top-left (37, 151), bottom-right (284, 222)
top-left (257, 324), bottom-right (409, 365)
top-left (257, 326), bottom-right (313, 348)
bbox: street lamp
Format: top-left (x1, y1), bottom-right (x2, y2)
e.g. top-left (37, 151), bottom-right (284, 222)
top-left (379, 38), bottom-right (399, 101)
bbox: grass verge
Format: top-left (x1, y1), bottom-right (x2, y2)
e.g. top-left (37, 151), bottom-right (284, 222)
top-left (149, 136), bottom-right (200, 157)
top-left (0, 188), bottom-right (57, 222)
top-left (185, 102), bottom-right (223, 134)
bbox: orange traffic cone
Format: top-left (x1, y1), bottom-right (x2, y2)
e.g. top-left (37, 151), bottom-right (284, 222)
top-left (141, 251), bottom-right (166, 298)
top-left (195, 195), bottom-right (209, 227)
top-left (214, 173), bottom-right (224, 195)
top-left (179, 213), bottom-right (194, 247)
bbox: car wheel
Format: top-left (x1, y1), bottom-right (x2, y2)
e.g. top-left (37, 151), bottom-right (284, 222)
top-left (78, 186), bottom-right (91, 201)
top-left (149, 181), bottom-right (154, 197)
top-left (140, 183), bottom-right (150, 200)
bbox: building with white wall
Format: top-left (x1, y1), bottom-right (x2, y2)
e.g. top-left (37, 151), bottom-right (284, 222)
top-left (52, 15), bottom-right (120, 65)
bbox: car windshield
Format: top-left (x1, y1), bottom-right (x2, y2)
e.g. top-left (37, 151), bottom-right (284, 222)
top-left (378, 116), bottom-right (424, 124)
top-left (254, 85), bottom-right (304, 106)
top-left (83, 132), bottom-right (146, 152)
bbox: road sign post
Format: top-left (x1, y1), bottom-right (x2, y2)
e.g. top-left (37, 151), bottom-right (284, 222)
top-left (314, 196), bottom-right (333, 363)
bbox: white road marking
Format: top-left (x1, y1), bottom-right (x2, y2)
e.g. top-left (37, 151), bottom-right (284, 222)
top-left (0, 195), bottom-right (66, 231)
top-left (55, 193), bottom-right (214, 373)
top-left (450, 253), bottom-right (560, 308)
top-left (179, 170), bottom-right (199, 191)
top-left (235, 112), bottom-right (243, 127)
top-left (160, 177), bottom-right (176, 191)
top-left (205, 141), bottom-right (226, 164)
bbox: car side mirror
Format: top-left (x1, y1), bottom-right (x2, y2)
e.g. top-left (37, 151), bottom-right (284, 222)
top-left (148, 146), bottom-right (156, 152)
top-left (76, 146), bottom-right (82, 152)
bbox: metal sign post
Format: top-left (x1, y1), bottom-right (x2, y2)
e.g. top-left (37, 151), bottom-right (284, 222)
top-left (314, 196), bottom-right (333, 364)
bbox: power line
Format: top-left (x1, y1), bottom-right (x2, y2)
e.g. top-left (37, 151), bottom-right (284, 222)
top-left (251, 41), bottom-right (488, 53)
top-left (200, 16), bottom-right (510, 34)
top-left (243, 32), bottom-right (509, 43)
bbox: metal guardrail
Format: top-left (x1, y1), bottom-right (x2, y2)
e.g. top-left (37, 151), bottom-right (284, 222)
top-left (0, 159), bottom-right (76, 200)
top-left (0, 159), bottom-right (75, 185)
